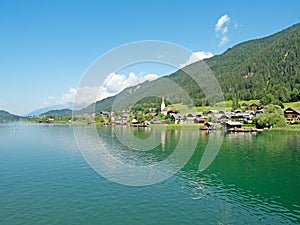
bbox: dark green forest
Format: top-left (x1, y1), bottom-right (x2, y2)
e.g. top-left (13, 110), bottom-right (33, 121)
top-left (168, 23), bottom-right (300, 106)
top-left (81, 23), bottom-right (300, 113)
top-left (208, 23), bottom-right (300, 103)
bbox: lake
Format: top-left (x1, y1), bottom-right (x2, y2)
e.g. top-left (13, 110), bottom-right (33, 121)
top-left (1, 122), bottom-right (300, 224)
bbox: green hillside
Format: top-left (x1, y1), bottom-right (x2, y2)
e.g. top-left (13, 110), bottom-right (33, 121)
top-left (41, 109), bottom-right (73, 117)
top-left (0, 110), bottom-right (21, 122)
top-left (80, 23), bottom-right (300, 113)
top-left (207, 23), bottom-right (300, 103)
top-left (80, 96), bottom-right (116, 114)
top-left (283, 101), bottom-right (300, 109)
top-left (167, 23), bottom-right (300, 105)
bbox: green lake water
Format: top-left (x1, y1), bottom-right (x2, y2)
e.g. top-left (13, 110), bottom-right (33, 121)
top-left (0, 122), bottom-right (299, 224)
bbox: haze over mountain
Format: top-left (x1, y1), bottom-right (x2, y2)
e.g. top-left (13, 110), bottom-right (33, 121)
top-left (0, 110), bottom-right (21, 122)
top-left (40, 109), bottom-right (73, 118)
top-left (25, 102), bottom-right (87, 117)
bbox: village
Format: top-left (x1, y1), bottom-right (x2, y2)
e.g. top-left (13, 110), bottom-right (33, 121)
top-left (70, 97), bottom-right (300, 132)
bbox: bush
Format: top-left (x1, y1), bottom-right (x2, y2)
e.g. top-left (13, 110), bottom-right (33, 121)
top-left (254, 104), bottom-right (286, 128)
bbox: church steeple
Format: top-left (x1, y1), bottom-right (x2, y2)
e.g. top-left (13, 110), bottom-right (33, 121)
top-left (161, 96), bottom-right (165, 112)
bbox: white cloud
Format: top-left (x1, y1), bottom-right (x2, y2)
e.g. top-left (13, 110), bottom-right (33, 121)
top-left (42, 96), bottom-right (58, 106)
top-left (103, 72), bottom-right (158, 93)
top-left (215, 14), bottom-right (230, 46)
top-left (215, 14), bottom-right (230, 32)
top-left (42, 99), bottom-right (50, 106)
top-left (143, 73), bottom-right (158, 81)
top-left (56, 86), bottom-right (110, 106)
top-left (59, 88), bottom-right (77, 104)
top-left (71, 86), bottom-right (107, 105)
top-left (180, 51), bottom-right (214, 68)
top-left (57, 72), bottom-right (158, 106)
top-left (220, 36), bottom-right (229, 46)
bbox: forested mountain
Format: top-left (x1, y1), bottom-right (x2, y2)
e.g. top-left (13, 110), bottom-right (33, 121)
top-left (206, 23), bottom-right (300, 103)
top-left (41, 109), bottom-right (73, 117)
top-left (81, 96), bottom-right (116, 114)
top-left (0, 110), bottom-right (21, 122)
top-left (80, 23), bottom-right (300, 113)
top-left (25, 102), bottom-right (88, 117)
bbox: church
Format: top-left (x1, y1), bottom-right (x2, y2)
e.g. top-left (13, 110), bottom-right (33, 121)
top-left (161, 96), bottom-right (168, 116)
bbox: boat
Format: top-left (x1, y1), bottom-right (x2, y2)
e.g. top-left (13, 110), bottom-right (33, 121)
top-left (200, 127), bottom-right (216, 131)
top-left (130, 120), bottom-right (150, 127)
top-left (228, 127), bottom-right (257, 133)
top-left (200, 122), bottom-right (216, 131)
top-left (130, 123), bottom-right (148, 127)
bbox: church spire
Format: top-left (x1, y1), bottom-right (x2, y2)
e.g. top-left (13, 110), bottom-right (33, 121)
top-left (161, 96), bottom-right (165, 112)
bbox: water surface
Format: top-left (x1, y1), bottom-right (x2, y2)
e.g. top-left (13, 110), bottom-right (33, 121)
top-left (1, 123), bottom-right (299, 224)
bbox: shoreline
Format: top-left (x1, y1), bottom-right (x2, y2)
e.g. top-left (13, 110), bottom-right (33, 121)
top-left (18, 120), bottom-right (300, 132)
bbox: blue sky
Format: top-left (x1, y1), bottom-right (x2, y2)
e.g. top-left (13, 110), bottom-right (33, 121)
top-left (1, 0), bottom-right (300, 115)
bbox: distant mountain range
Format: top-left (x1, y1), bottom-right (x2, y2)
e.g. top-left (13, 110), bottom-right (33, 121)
top-left (40, 109), bottom-right (73, 117)
top-left (1, 102), bottom-right (82, 121)
top-left (0, 110), bottom-right (21, 122)
top-left (25, 102), bottom-right (87, 117)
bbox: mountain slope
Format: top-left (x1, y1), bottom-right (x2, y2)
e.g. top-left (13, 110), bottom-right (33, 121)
top-left (164, 23), bottom-right (300, 104)
top-left (25, 102), bottom-right (87, 116)
top-left (0, 110), bottom-right (21, 122)
top-left (80, 23), bottom-right (300, 113)
top-left (205, 23), bottom-right (300, 102)
top-left (41, 109), bottom-right (73, 117)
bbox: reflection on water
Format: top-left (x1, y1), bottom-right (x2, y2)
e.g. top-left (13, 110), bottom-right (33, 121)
top-left (185, 130), bottom-right (300, 224)
top-left (1, 123), bottom-right (300, 224)
top-left (91, 125), bottom-right (300, 223)
top-left (74, 125), bottom-right (199, 186)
